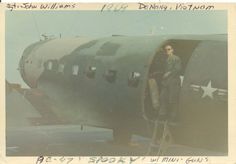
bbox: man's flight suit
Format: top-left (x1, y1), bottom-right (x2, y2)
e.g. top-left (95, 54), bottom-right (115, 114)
top-left (159, 54), bottom-right (182, 121)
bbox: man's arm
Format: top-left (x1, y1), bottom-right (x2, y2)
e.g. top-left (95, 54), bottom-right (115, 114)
top-left (149, 54), bottom-right (166, 78)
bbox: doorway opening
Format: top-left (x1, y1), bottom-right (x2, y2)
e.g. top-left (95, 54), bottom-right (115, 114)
top-left (143, 39), bottom-right (201, 120)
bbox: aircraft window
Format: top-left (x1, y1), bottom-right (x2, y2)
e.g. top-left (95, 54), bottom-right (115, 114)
top-left (72, 65), bottom-right (79, 75)
top-left (128, 72), bottom-right (141, 87)
top-left (104, 69), bottom-right (117, 83)
top-left (47, 61), bottom-right (53, 70)
top-left (58, 64), bottom-right (64, 73)
top-left (86, 66), bottom-right (96, 78)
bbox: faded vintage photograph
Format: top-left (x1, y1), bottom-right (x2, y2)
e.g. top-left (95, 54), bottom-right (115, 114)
top-left (5, 8), bottom-right (227, 156)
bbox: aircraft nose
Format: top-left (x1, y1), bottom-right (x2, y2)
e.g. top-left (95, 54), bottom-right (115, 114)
top-left (18, 53), bottom-right (32, 87)
top-left (19, 43), bottom-right (39, 88)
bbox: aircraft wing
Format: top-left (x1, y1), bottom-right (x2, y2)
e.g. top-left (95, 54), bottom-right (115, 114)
top-left (6, 81), bottom-right (66, 127)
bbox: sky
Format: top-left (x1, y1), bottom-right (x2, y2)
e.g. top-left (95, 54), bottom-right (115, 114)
top-left (5, 10), bottom-right (227, 87)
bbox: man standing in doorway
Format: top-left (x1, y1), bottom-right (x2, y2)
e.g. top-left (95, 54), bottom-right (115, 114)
top-left (159, 44), bottom-right (182, 122)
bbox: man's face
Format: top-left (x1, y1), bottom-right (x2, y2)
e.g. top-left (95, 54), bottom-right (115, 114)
top-left (164, 45), bottom-right (174, 56)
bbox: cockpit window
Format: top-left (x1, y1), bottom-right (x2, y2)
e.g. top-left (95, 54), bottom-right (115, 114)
top-left (96, 42), bottom-right (120, 56)
top-left (37, 59), bottom-right (43, 68)
top-left (45, 60), bottom-right (58, 71)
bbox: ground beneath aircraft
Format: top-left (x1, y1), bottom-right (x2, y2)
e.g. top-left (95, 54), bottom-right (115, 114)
top-left (6, 85), bottom-right (225, 156)
top-left (6, 125), bottom-right (225, 156)
top-left (6, 125), bottom-right (149, 156)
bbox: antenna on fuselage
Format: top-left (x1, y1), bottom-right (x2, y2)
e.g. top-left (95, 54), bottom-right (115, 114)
top-left (31, 12), bottom-right (41, 41)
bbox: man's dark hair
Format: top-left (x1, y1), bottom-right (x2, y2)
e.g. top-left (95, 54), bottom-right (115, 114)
top-left (163, 44), bottom-right (174, 49)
